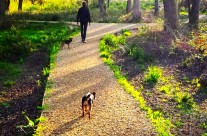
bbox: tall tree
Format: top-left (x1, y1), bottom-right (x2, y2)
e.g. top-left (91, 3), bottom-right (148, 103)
top-left (163, 0), bottom-right (178, 30)
top-left (187, 0), bottom-right (201, 28)
top-left (132, 0), bottom-right (141, 21)
top-left (18, 0), bottom-right (23, 11)
top-left (98, 0), bottom-right (106, 16)
top-left (126, 0), bottom-right (132, 13)
top-left (0, 0), bottom-right (6, 18)
top-left (154, 0), bottom-right (159, 16)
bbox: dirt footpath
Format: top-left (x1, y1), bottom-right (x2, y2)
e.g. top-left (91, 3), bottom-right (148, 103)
top-left (39, 23), bottom-right (157, 136)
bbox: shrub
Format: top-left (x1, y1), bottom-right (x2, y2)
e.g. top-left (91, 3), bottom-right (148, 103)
top-left (174, 92), bottom-right (196, 113)
top-left (102, 34), bottom-right (118, 48)
top-left (1, 26), bottom-right (32, 62)
top-left (145, 66), bottom-right (162, 84)
top-left (129, 45), bottom-right (144, 63)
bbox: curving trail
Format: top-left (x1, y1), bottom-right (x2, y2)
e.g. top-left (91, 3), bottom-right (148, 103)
top-left (39, 23), bottom-right (157, 136)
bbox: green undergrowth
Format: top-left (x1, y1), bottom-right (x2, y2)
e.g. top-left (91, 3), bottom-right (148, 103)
top-left (0, 22), bottom-right (80, 135)
top-left (0, 62), bottom-right (21, 87)
top-left (0, 22), bottom-right (79, 88)
top-left (99, 31), bottom-right (173, 135)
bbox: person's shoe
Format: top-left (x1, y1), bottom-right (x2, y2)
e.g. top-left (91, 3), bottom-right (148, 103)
top-left (83, 40), bottom-right (86, 43)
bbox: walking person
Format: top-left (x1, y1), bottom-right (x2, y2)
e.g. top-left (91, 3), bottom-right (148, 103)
top-left (77, 1), bottom-right (91, 43)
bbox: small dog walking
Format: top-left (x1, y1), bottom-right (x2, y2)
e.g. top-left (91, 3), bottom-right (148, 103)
top-left (60, 38), bottom-right (73, 49)
top-left (82, 92), bottom-right (96, 119)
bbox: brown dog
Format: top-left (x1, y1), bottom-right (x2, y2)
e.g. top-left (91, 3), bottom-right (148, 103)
top-left (82, 92), bottom-right (96, 119)
top-left (60, 38), bottom-right (72, 49)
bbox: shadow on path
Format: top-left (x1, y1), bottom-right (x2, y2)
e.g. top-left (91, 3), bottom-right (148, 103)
top-left (51, 116), bottom-right (83, 135)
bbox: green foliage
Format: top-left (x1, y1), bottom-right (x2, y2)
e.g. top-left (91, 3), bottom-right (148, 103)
top-left (0, 101), bottom-right (10, 108)
top-left (17, 112), bottom-right (46, 130)
top-left (128, 44), bottom-right (145, 62)
top-left (102, 34), bottom-right (118, 48)
top-left (36, 80), bottom-right (41, 87)
top-left (137, 25), bottom-right (150, 37)
top-left (158, 84), bottom-right (172, 94)
top-left (144, 66), bottom-right (162, 84)
top-left (99, 32), bottom-right (173, 136)
top-left (3, 80), bottom-right (15, 87)
top-left (0, 61), bottom-right (21, 86)
top-left (121, 29), bottom-right (132, 37)
top-left (44, 80), bottom-right (54, 98)
top-left (202, 133), bottom-right (207, 136)
top-left (90, 1), bottom-right (127, 23)
top-left (43, 67), bottom-right (50, 77)
top-left (191, 78), bottom-right (201, 88)
top-left (117, 36), bottom-right (126, 45)
top-left (175, 120), bottom-right (183, 128)
top-left (37, 105), bottom-right (49, 111)
top-left (200, 122), bottom-right (207, 129)
top-left (174, 92), bottom-right (196, 113)
top-left (141, 0), bottom-right (155, 10)
top-left (8, 0), bottom-right (78, 21)
top-left (0, 23), bottom-right (79, 63)
top-left (0, 26), bottom-right (32, 62)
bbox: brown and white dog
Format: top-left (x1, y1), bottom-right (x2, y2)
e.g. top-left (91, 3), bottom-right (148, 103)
top-left (81, 92), bottom-right (96, 119)
top-left (60, 38), bottom-right (73, 49)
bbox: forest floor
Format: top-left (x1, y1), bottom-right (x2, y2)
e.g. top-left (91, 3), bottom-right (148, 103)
top-left (112, 24), bottom-right (207, 135)
top-left (0, 49), bottom-right (49, 135)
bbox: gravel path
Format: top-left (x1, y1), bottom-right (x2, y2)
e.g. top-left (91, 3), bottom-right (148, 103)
top-left (39, 23), bottom-right (157, 136)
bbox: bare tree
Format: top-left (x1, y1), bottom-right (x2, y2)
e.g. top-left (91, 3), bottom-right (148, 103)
top-left (98, 0), bottom-right (106, 16)
top-left (163, 0), bottom-right (178, 30)
top-left (126, 0), bottom-right (132, 13)
top-left (18, 0), bottom-right (23, 10)
top-left (187, 0), bottom-right (201, 28)
top-left (132, 0), bottom-right (141, 21)
top-left (154, 0), bottom-right (159, 16)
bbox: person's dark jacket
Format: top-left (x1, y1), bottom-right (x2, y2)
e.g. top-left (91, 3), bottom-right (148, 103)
top-left (77, 6), bottom-right (91, 23)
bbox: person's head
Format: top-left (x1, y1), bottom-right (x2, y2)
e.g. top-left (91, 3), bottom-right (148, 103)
top-left (82, 1), bottom-right (87, 7)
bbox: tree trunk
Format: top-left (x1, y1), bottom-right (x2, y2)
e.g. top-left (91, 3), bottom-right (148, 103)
top-left (154, 0), bottom-right (159, 16)
top-left (187, 0), bottom-right (201, 28)
top-left (98, 0), bottom-right (106, 16)
top-left (163, 0), bottom-right (178, 30)
top-left (0, 0), bottom-right (6, 18)
top-left (126, 0), bottom-right (132, 13)
top-left (132, 0), bottom-right (141, 21)
top-left (18, 0), bottom-right (23, 11)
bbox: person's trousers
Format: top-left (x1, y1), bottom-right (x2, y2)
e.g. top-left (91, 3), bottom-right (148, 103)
top-left (80, 22), bottom-right (88, 42)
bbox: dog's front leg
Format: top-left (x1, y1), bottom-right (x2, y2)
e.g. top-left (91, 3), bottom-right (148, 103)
top-left (82, 107), bottom-right (85, 117)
